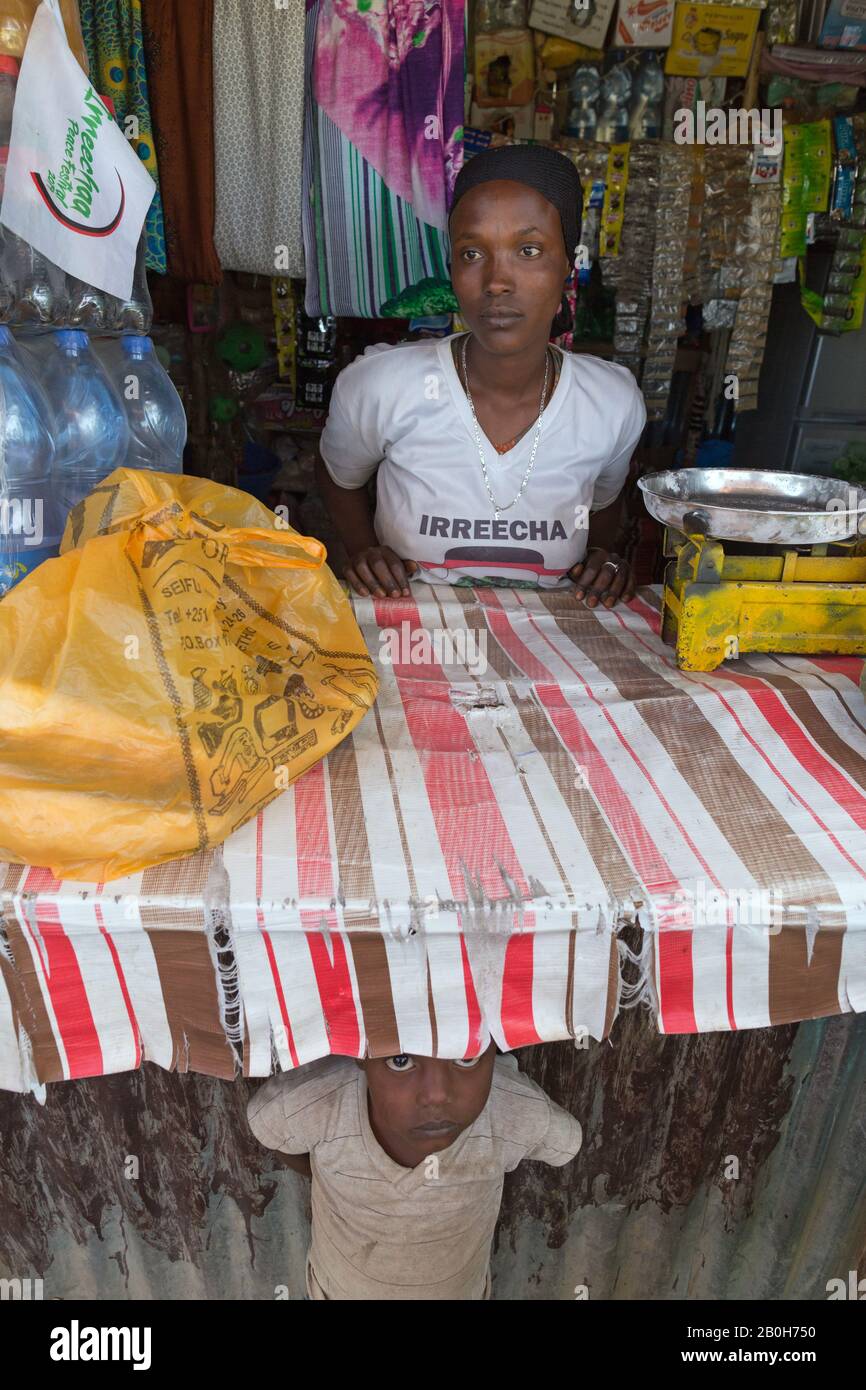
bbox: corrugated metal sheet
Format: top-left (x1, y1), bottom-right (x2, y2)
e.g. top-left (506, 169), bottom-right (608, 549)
top-left (1, 1006), bottom-right (864, 1299)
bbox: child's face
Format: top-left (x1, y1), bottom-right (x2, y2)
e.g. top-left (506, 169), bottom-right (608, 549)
top-left (359, 1042), bottom-right (497, 1166)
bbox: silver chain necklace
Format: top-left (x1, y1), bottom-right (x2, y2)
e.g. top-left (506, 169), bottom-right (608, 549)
top-left (460, 332), bottom-right (551, 521)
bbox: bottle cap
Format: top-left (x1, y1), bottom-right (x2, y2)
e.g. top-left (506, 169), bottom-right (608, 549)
top-left (0, 55), bottom-right (21, 79)
top-left (54, 329), bottom-right (89, 350)
top-left (120, 335), bottom-right (152, 355)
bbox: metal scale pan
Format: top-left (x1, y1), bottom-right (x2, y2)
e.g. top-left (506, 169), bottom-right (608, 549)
top-left (638, 468), bottom-right (866, 547)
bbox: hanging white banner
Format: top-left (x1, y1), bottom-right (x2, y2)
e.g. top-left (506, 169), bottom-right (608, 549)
top-left (0, 0), bottom-right (155, 300)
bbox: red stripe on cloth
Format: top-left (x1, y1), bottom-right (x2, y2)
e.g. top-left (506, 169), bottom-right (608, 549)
top-left (497, 592), bottom-right (720, 1031)
top-left (705, 675), bottom-right (866, 878)
top-left (500, 931), bottom-right (542, 1049)
top-left (21, 901), bottom-right (103, 1079)
top-left (459, 935), bottom-right (485, 1055)
top-left (295, 762), bottom-right (361, 1055)
top-left (374, 595), bottom-right (539, 1045)
top-left (610, 603), bottom-right (866, 1020)
top-left (23, 866), bottom-right (62, 895)
top-left (804, 655), bottom-right (863, 680)
top-left (629, 594), bottom-right (662, 635)
top-left (94, 902), bottom-right (142, 1071)
top-left (261, 929), bottom-right (300, 1069)
top-left (373, 603), bottom-right (535, 903)
top-left (534, 685), bottom-right (698, 1032)
top-left (254, 812), bottom-right (298, 1066)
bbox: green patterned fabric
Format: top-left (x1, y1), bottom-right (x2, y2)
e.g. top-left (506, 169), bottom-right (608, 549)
top-left (79, 0), bottom-right (166, 274)
top-left (454, 576), bottom-right (541, 590)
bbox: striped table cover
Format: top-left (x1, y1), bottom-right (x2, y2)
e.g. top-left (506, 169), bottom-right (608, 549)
top-left (2, 586), bottom-right (865, 1093)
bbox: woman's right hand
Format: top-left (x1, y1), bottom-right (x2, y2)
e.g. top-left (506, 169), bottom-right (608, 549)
top-left (344, 546), bottom-right (418, 598)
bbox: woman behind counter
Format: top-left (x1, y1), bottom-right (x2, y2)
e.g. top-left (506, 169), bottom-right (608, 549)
top-left (315, 144), bottom-right (646, 609)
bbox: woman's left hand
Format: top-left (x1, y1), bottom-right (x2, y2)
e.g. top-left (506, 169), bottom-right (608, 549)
top-left (568, 548), bottom-right (635, 609)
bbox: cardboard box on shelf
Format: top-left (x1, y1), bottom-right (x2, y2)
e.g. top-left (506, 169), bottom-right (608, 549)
top-left (615, 0), bottom-right (675, 45)
top-left (819, 0), bottom-right (866, 49)
top-left (664, 2), bottom-right (761, 77)
top-left (529, 0), bottom-right (618, 53)
top-left (474, 28), bottom-right (536, 107)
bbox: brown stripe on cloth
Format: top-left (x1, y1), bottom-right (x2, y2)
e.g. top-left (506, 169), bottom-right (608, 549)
top-left (446, 588), bottom-right (525, 681)
top-left (506, 695), bottom-right (634, 1034)
top-left (426, 955), bottom-right (439, 1057)
top-left (139, 855), bottom-right (235, 1078)
top-left (0, 864), bottom-right (25, 894)
top-left (536, 592), bottom-right (846, 927)
top-left (637, 585), bottom-right (662, 612)
top-left (767, 925), bottom-right (845, 1026)
top-left (326, 737), bottom-right (401, 1057)
top-left (0, 907), bottom-right (64, 1083)
top-left (139, 926), bottom-right (235, 1078)
top-left (746, 666), bottom-right (866, 793)
top-left (538, 595), bottom-right (852, 1027)
top-left (711, 665), bottom-right (866, 1022)
top-left (509, 697), bottom-right (648, 907)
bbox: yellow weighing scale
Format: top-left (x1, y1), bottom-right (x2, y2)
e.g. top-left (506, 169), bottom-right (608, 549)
top-left (638, 469), bottom-right (866, 672)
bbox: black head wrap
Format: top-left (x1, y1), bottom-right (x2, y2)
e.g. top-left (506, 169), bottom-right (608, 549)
top-left (449, 144), bottom-right (583, 268)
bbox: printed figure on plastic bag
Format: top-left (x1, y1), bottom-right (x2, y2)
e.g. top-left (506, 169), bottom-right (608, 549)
top-left (0, 468), bottom-right (379, 882)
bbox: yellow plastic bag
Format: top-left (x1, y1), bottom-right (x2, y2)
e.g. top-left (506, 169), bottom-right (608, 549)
top-left (0, 469), bottom-right (378, 881)
top-left (0, 0), bottom-right (88, 72)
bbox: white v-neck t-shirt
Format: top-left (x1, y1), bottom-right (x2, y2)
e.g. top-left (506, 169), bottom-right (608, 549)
top-left (319, 331), bottom-right (646, 588)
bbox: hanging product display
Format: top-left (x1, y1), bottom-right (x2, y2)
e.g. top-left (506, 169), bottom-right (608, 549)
top-left (599, 142), bottom-right (629, 256)
top-left (78, 0), bottom-right (167, 275)
top-left (303, 0), bottom-right (464, 318)
top-left (642, 142), bottom-right (693, 418)
top-left (726, 178), bottom-right (783, 410)
top-left (212, 0), bottom-right (305, 278)
top-left (140, 0), bottom-right (222, 284)
top-left (800, 114), bottom-right (866, 333)
top-left (601, 140), bottom-right (662, 381)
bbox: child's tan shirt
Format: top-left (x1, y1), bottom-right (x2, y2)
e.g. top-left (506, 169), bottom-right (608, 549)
top-left (248, 1053), bottom-right (582, 1300)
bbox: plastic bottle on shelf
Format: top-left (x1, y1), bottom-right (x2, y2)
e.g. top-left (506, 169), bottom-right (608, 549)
top-left (0, 55), bottom-right (68, 325)
top-left (0, 55), bottom-right (18, 320)
top-left (628, 51), bottom-right (664, 141)
top-left (67, 276), bottom-right (110, 331)
top-left (0, 323), bottom-right (61, 595)
top-left (110, 234), bottom-right (153, 333)
top-left (41, 329), bottom-right (129, 517)
top-left (110, 334), bottom-right (186, 474)
top-left (597, 63), bottom-right (632, 144)
top-left (565, 66), bottom-right (600, 140)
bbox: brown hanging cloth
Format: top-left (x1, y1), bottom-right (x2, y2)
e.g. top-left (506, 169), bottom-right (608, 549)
top-left (140, 0), bottom-right (222, 284)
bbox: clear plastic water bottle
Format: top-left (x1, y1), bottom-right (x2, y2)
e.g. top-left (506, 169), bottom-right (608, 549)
top-left (0, 56), bottom-right (19, 321)
top-left (629, 51), bottom-right (665, 142)
top-left (0, 323), bottom-right (61, 596)
top-left (597, 65), bottom-right (632, 145)
top-left (111, 334), bottom-right (186, 474)
top-left (110, 235), bottom-right (153, 333)
top-left (41, 329), bottom-right (129, 518)
top-left (566, 66), bottom-right (600, 141)
top-left (0, 55), bottom-right (68, 325)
